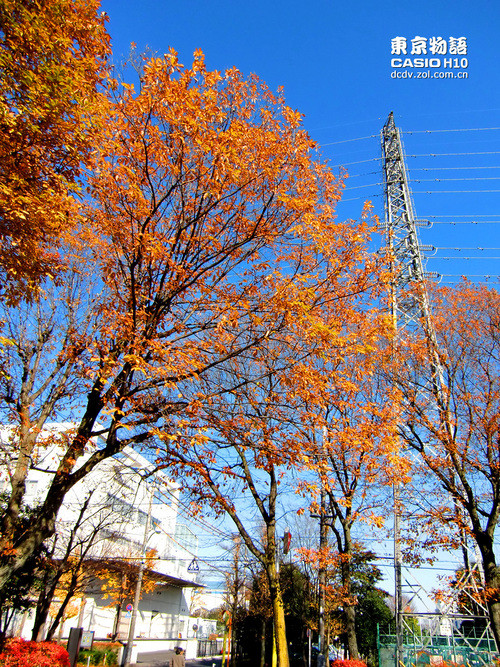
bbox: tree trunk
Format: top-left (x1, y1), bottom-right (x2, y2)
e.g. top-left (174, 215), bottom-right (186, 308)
top-left (32, 594), bottom-right (53, 641)
top-left (340, 525), bottom-right (359, 660)
top-left (259, 616), bottom-right (266, 667)
top-left (32, 565), bottom-right (62, 641)
top-left (0, 384), bottom-right (110, 593)
top-left (45, 566), bottom-right (81, 640)
top-left (112, 602), bottom-right (122, 640)
top-left (488, 598), bottom-right (500, 652)
top-left (343, 604), bottom-right (359, 660)
top-left (266, 559), bottom-right (289, 667)
top-left (476, 532), bottom-right (500, 650)
top-left (0, 606), bottom-right (16, 650)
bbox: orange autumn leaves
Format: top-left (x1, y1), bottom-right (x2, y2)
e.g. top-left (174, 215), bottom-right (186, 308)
top-left (0, 41), bottom-right (386, 598)
top-left (0, 0), bottom-right (110, 302)
top-left (80, 49), bottom-right (371, 398)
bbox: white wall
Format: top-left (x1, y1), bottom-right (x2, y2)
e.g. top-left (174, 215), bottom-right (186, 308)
top-left (1, 425), bottom-right (206, 642)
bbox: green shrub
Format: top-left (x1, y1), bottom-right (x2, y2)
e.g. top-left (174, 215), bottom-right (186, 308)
top-left (104, 648), bottom-right (118, 665)
top-left (77, 647), bottom-right (118, 666)
top-left (78, 648), bottom-right (105, 665)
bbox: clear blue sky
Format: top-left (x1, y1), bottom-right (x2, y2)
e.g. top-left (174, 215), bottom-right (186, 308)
top-left (100, 0), bottom-right (500, 598)
top-left (101, 0), bottom-right (500, 287)
top-left (100, 0), bottom-right (500, 286)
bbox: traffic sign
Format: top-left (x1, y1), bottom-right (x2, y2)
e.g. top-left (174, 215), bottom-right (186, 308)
top-left (187, 559), bottom-right (199, 572)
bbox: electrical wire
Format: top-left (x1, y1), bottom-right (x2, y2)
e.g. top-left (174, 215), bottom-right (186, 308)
top-left (344, 183), bottom-right (383, 190)
top-left (411, 177), bottom-right (500, 182)
top-left (408, 151), bottom-right (500, 157)
top-left (427, 214), bottom-right (500, 217)
top-left (413, 166), bottom-right (500, 171)
top-left (404, 127), bottom-right (500, 134)
top-left (328, 157), bottom-right (380, 168)
top-left (413, 189), bottom-right (500, 193)
top-left (321, 134), bottom-right (379, 146)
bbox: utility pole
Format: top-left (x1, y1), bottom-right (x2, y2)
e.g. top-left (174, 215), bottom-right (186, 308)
top-left (318, 481), bottom-right (327, 667)
top-left (317, 425), bottom-right (329, 667)
top-left (121, 482), bottom-right (155, 667)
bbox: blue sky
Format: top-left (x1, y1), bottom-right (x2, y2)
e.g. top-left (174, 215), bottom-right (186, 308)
top-left (101, 0), bottom-right (500, 287)
top-left (100, 0), bottom-right (500, 599)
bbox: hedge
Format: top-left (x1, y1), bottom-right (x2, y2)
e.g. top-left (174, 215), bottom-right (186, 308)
top-left (0, 638), bottom-right (70, 667)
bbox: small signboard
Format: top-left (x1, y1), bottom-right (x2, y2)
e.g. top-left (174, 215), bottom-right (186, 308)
top-left (187, 558), bottom-right (199, 572)
top-left (80, 631), bottom-right (94, 650)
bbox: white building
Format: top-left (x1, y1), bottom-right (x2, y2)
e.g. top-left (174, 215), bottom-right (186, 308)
top-left (1, 424), bottom-right (217, 657)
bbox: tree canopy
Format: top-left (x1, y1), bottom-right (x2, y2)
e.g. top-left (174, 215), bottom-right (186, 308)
top-left (0, 46), bottom-right (377, 623)
top-left (0, 0), bottom-right (110, 301)
top-left (3, 2), bottom-right (500, 661)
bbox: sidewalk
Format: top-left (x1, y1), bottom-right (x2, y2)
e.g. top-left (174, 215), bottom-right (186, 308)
top-left (130, 654), bottom-right (223, 667)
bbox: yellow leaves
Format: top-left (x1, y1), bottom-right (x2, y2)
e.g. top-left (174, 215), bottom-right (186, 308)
top-left (0, 541), bottom-right (17, 557)
top-left (361, 512), bottom-right (385, 529)
top-left (192, 48), bottom-right (206, 72)
top-left (0, 335), bottom-right (14, 347)
top-left (0, 0), bottom-right (111, 302)
top-left (361, 200), bottom-right (374, 220)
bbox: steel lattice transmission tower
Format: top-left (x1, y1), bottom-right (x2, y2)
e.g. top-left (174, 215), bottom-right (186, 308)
top-left (381, 111), bottom-right (436, 330)
top-left (381, 109), bottom-right (426, 667)
top-left (380, 112), bottom-right (497, 667)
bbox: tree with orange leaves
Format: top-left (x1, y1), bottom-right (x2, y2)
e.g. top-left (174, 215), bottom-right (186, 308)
top-left (155, 198), bottom-right (381, 665)
top-left (292, 325), bottom-right (404, 660)
top-left (0, 47), bottom-right (371, 634)
top-left (390, 282), bottom-right (500, 647)
top-left (0, 0), bottom-right (110, 302)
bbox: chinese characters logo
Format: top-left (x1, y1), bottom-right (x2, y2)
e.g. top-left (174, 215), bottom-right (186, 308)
top-left (390, 36), bottom-right (469, 80)
top-left (391, 36), bottom-right (467, 56)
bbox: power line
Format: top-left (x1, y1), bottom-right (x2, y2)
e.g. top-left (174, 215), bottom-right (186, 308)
top-left (408, 151), bottom-right (500, 158)
top-left (344, 183), bottom-right (383, 190)
top-left (328, 157), bottom-right (380, 168)
top-left (413, 166), bottom-right (500, 171)
top-left (404, 127), bottom-right (500, 134)
top-left (427, 214), bottom-right (500, 217)
top-left (411, 177), bottom-right (500, 182)
top-left (321, 134), bottom-right (378, 146)
top-left (414, 189), bottom-right (500, 193)
top-left (441, 274), bottom-right (500, 278)
top-left (320, 127), bottom-right (500, 150)
top-left (343, 171), bottom-right (381, 178)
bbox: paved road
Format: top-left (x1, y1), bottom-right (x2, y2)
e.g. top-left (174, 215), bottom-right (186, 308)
top-left (131, 654), bottom-right (223, 667)
top-left (186, 658), bottom-right (223, 667)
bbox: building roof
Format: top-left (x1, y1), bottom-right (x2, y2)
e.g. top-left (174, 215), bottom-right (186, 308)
top-left (84, 557), bottom-right (203, 589)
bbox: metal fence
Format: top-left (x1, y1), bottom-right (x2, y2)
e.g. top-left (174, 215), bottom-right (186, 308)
top-left (197, 639), bottom-right (223, 657)
top-left (378, 620), bottom-right (498, 667)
